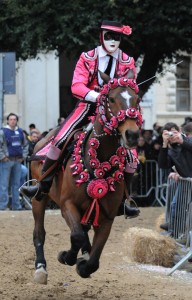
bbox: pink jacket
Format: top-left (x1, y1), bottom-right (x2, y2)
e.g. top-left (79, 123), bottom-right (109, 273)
top-left (71, 47), bottom-right (137, 100)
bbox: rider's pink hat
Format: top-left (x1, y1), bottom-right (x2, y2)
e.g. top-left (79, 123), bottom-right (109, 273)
top-left (100, 20), bottom-right (132, 36)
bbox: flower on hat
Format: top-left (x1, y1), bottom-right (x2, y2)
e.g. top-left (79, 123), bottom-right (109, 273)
top-left (122, 25), bottom-right (132, 35)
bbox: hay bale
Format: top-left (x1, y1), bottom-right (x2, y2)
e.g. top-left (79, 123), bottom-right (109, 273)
top-left (155, 213), bottom-right (166, 232)
top-left (124, 227), bottom-right (176, 267)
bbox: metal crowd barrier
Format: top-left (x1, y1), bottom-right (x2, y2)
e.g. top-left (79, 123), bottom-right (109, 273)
top-left (165, 177), bottom-right (192, 275)
top-left (130, 160), bottom-right (169, 207)
top-left (165, 177), bottom-right (192, 240)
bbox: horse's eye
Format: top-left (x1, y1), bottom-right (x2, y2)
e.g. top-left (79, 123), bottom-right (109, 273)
top-left (109, 97), bottom-right (115, 103)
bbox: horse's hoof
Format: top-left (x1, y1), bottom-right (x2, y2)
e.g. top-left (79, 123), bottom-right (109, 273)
top-left (57, 251), bottom-right (77, 266)
top-left (34, 266), bottom-right (48, 284)
top-left (76, 257), bottom-right (90, 278)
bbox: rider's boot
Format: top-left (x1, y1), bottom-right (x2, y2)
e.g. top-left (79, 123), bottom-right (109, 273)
top-left (20, 145), bottom-right (61, 201)
top-left (117, 172), bottom-right (140, 218)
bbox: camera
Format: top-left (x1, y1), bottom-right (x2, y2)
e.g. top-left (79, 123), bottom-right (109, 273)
top-left (168, 132), bottom-right (173, 136)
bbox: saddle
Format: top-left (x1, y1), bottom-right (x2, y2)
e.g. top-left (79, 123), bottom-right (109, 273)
top-left (29, 128), bottom-right (84, 180)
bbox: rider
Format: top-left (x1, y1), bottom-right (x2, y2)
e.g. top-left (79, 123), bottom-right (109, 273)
top-left (20, 20), bottom-right (140, 217)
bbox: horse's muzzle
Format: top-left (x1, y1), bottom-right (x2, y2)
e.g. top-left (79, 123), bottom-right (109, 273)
top-left (125, 130), bottom-right (140, 148)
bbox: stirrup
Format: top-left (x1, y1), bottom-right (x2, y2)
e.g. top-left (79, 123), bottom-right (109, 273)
top-left (124, 197), bottom-right (139, 219)
top-left (19, 179), bottom-right (39, 199)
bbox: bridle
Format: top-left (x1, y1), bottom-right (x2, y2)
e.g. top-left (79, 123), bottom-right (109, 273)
top-left (92, 77), bottom-right (143, 137)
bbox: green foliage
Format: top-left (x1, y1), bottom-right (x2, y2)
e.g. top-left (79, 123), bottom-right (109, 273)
top-left (0, 0), bottom-right (192, 94)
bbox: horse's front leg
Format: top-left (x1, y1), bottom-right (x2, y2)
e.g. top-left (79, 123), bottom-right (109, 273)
top-left (32, 197), bottom-right (48, 284)
top-left (58, 202), bottom-right (86, 266)
top-left (76, 219), bottom-right (113, 278)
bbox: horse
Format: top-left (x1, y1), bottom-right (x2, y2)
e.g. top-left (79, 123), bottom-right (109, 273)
top-left (29, 74), bottom-right (143, 284)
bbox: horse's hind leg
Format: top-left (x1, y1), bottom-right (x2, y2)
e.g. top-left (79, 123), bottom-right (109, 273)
top-left (32, 198), bottom-right (48, 284)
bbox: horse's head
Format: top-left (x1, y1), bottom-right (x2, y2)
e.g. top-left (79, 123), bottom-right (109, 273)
top-left (95, 74), bottom-right (142, 149)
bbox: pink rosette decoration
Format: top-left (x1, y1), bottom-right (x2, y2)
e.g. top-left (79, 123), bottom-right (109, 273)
top-left (87, 179), bottom-right (108, 199)
top-left (118, 77), bottom-right (129, 87)
top-left (126, 108), bottom-right (137, 119)
top-left (88, 148), bottom-right (97, 158)
top-left (101, 162), bottom-right (111, 172)
top-left (90, 158), bottom-right (100, 169)
top-left (100, 84), bottom-right (108, 96)
top-left (108, 78), bottom-right (118, 90)
top-left (122, 25), bottom-right (132, 35)
top-left (110, 155), bottom-right (120, 166)
top-left (76, 139), bottom-right (83, 148)
top-left (110, 116), bottom-right (118, 128)
top-left (116, 146), bottom-right (126, 158)
top-left (106, 177), bottom-right (115, 192)
top-left (127, 79), bottom-right (139, 93)
top-left (116, 110), bottom-right (126, 122)
top-left (113, 170), bottom-right (124, 182)
top-left (72, 154), bottom-right (81, 163)
top-left (72, 163), bottom-right (83, 175)
top-left (74, 146), bottom-right (81, 156)
top-left (76, 170), bottom-right (90, 186)
top-left (94, 168), bottom-right (105, 179)
top-left (89, 138), bottom-right (100, 149)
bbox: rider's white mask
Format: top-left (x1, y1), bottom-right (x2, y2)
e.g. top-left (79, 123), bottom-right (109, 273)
top-left (102, 30), bottom-right (121, 53)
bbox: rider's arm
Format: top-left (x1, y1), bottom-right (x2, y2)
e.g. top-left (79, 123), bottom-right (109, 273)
top-left (71, 53), bottom-right (99, 102)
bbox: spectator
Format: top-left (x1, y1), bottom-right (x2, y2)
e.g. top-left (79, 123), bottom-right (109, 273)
top-left (28, 130), bottom-right (39, 156)
top-left (20, 20), bottom-right (140, 218)
top-left (137, 135), bottom-right (151, 163)
top-left (181, 116), bottom-right (192, 128)
top-left (142, 129), bottom-right (153, 145)
top-left (0, 113), bottom-right (29, 210)
top-left (150, 138), bottom-right (162, 161)
top-left (28, 123), bottom-right (41, 139)
top-left (158, 122), bottom-right (192, 236)
top-left (158, 122), bottom-right (192, 178)
top-left (152, 122), bottom-right (162, 141)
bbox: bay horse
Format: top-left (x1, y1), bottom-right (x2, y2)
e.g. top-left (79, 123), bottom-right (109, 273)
top-left (30, 75), bottom-right (142, 284)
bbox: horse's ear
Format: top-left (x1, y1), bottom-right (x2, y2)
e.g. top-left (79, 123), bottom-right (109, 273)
top-left (126, 69), bottom-right (135, 79)
top-left (98, 70), bottom-right (111, 84)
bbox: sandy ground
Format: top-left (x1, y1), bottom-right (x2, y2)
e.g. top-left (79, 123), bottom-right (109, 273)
top-left (1, 207), bottom-right (192, 300)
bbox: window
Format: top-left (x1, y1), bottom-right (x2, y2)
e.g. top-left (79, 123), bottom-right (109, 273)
top-left (176, 56), bottom-right (191, 111)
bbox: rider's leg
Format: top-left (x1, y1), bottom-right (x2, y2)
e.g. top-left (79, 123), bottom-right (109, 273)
top-left (117, 172), bottom-right (140, 218)
top-left (20, 145), bottom-right (61, 200)
top-left (20, 101), bottom-right (96, 201)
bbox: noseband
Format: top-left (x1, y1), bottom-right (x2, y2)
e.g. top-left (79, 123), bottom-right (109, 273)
top-left (94, 77), bottom-right (143, 135)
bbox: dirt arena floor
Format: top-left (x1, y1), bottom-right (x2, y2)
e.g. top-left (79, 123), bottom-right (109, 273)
top-left (1, 207), bottom-right (192, 300)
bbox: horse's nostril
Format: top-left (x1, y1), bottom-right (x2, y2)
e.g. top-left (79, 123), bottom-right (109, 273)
top-left (125, 130), bottom-right (139, 146)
